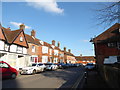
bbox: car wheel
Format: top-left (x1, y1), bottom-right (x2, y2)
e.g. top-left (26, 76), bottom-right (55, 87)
top-left (32, 70), bottom-right (36, 74)
top-left (11, 73), bottom-right (16, 79)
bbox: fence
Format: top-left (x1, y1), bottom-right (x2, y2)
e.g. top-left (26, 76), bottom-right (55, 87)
top-left (99, 64), bottom-right (120, 88)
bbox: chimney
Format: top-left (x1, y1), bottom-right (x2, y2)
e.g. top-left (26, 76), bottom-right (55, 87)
top-left (31, 30), bottom-right (36, 38)
top-left (80, 54), bottom-right (82, 57)
top-left (20, 23), bottom-right (25, 30)
top-left (52, 40), bottom-right (55, 45)
top-left (64, 47), bottom-right (66, 52)
top-left (58, 42), bottom-right (60, 47)
top-left (68, 49), bottom-right (71, 53)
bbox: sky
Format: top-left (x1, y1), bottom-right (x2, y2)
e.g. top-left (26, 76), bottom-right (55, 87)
top-left (1, 0), bottom-right (117, 56)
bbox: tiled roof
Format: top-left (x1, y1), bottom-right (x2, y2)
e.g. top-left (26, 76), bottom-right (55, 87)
top-left (2, 27), bottom-right (22, 43)
top-left (25, 34), bottom-right (41, 45)
top-left (92, 23), bottom-right (120, 43)
top-left (64, 51), bottom-right (74, 56)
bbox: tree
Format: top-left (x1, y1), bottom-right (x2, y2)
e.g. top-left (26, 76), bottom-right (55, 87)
top-left (94, 1), bottom-right (120, 27)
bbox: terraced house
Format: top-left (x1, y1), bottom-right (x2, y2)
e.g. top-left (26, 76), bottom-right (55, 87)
top-left (0, 23), bottom-right (77, 69)
top-left (63, 47), bottom-right (76, 64)
top-left (0, 24), bottom-right (29, 70)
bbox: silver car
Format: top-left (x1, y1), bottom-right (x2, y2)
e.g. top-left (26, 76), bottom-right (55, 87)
top-left (20, 63), bottom-right (46, 75)
top-left (45, 63), bottom-right (58, 70)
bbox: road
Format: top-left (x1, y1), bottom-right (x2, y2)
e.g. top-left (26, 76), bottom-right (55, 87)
top-left (2, 66), bottom-right (85, 89)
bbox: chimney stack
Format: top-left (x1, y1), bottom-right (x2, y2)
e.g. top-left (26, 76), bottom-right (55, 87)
top-left (68, 49), bottom-right (71, 53)
top-left (80, 54), bottom-right (82, 57)
top-left (20, 23), bottom-right (25, 30)
top-left (31, 30), bottom-right (36, 38)
top-left (52, 40), bottom-right (55, 45)
top-left (58, 42), bottom-right (60, 47)
top-left (64, 47), bottom-right (66, 52)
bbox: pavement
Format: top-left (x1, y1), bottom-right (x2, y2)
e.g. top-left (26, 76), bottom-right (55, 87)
top-left (78, 70), bottom-right (110, 89)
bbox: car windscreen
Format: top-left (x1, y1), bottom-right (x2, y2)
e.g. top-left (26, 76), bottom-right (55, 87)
top-left (38, 64), bottom-right (43, 66)
top-left (32, 64), bottom-right (37, 66)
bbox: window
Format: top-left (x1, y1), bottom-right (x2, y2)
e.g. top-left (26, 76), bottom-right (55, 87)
top-left (31, 57), bottom-right (34, 62)
top-left (0, 40), bottom-right (4, 50)
top-left (117, 56), bottom-right (120, 62)
top-left (108, 42), bottom-right (116, 48)
top-left (20, 36), bottom-right (24, 42)
top-left (54, 50), bottom-right (58, 56)
top-left (117, 42), bottom-right (120, 49)
top-left (17, 46), bottom-right (23, 53)
top-left (42, 46), bottom-right (48, 54)
top-left (42, 56), bottom-right (48, 63)
top-left (32, 45), bottom-right (35, 52)
top-left (0, 63), bottom-right (9, 68)
top-left (5, 44), bottom-right (9, 51)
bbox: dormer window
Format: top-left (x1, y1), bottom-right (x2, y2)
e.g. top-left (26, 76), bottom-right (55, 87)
top-left (51, 45), bottom-right (55, 49)
top-left (20, 36), bottom-right (23, 42)
top-left (39, 40), bottom-right (44, 45)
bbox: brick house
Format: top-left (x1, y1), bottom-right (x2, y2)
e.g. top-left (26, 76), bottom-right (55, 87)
top-left (75, 55), bottom-right (96, 65)
top-left (63, 47), bottom-right (76, 64)
top-left (25, 29), bottom-right (42, 64)
top-left (90, 23), bottom-right (120, 66)
top-left (0, 24), bottom-right (29, 70)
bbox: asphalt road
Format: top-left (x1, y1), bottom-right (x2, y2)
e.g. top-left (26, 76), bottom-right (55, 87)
top-left (2, 66), bottom-right (85, 89)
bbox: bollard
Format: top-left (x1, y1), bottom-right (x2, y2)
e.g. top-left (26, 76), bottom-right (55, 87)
top-left (84, 72), bottom-right (87, 84)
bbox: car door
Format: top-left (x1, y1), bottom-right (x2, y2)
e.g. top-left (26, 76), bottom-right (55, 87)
top-left (0, 62), bottom-right (11, 78)
top-left (37, 64), bottom-right (43, 72)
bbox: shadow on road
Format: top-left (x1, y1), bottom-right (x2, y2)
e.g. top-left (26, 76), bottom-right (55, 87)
top-left (2, 77), bottom-right (20, 89)
top-left (41, 66), bottom-right (85, 89)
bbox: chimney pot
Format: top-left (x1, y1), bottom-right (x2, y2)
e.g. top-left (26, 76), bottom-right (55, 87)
top-left (64, 47), bottom-right (66, 51)
top-left (20, 23), bottom-right (25, 30)
top-left (31, 30), bottom-right (36, 38)
top-left (80, 54), bottom-right (82, 57)
top-left (52, 40), bottom-right (55, 45)
top-left (68, 49), bottom-right (71, 53)
top-left (58, 42), bottom-right (60, 47)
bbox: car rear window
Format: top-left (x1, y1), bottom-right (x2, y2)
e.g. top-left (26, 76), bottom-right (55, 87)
top-left (32, 64), bottom-right (37, 66)
top-left (0, 63), bottom-right (9, 68)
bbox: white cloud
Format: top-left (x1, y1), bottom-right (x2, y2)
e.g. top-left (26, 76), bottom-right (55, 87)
top-left (10, 21), bottom-right (31, 29)
top-left (82, 40), bottom-right (89, 42)
top-left (25, 0), bottom-right (64, 14)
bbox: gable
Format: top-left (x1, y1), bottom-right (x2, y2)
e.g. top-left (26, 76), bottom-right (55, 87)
top-left (0, 28), bottom-right (5, 40)
top-left (13, 31), bottom-right (28, 47)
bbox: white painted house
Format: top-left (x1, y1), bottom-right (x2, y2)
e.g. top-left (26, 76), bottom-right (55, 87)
top-left (0, 24), bottom-right (29, 70)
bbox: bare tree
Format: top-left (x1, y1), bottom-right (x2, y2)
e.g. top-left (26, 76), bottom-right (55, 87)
top-left (94, 1), bottom-right (120, 27)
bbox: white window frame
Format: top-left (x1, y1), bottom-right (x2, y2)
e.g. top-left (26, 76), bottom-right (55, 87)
top-left (32, 45), bottom-right (35, 52)
top-left (42, 46), bottom-right (48, 54)
top-left (117, 42), bottom-right (120, 49)
top-left (0, 40), bottom-right (4, 50)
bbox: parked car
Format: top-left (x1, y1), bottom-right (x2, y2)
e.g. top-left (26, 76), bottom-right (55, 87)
top-left (0, 61), bottom-right (18, 79)
top-left (55, 63), bottom-right (68, 69)
top-left (20, 63), bottom-right (46, 75)
top-left (45, 63), bottom-right (58, 70)
top-left (85, 63), bottom-right (95, 70)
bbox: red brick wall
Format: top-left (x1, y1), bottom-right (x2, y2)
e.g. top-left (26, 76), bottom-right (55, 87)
top-left (95, 43), bottom-right (120, 64)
